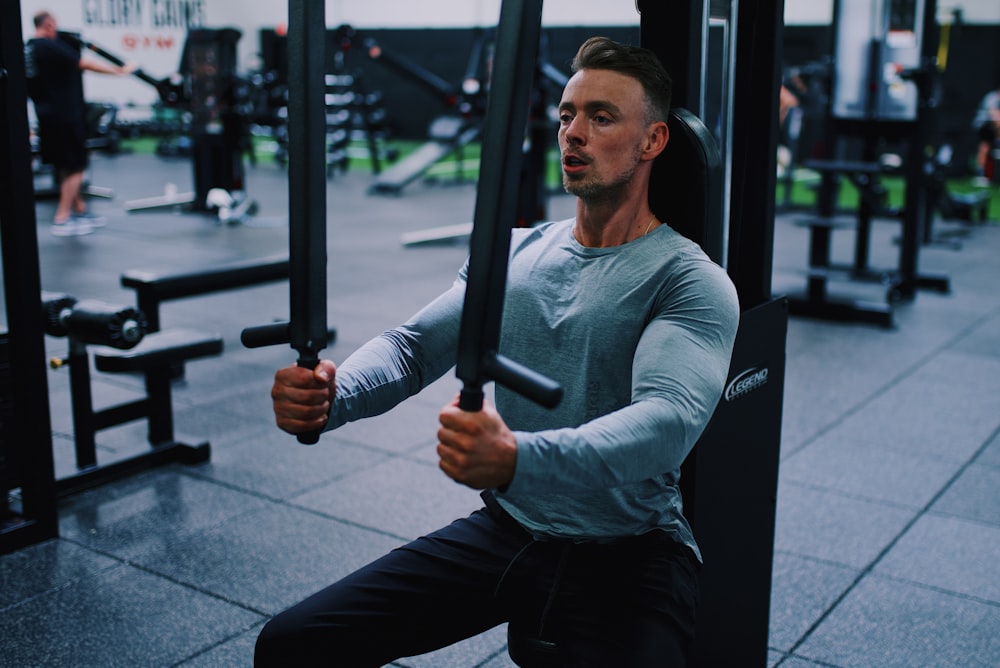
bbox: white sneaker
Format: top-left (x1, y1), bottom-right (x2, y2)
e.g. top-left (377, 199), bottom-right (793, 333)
top-left (51, 219), bottom-right (94, 236)
top-left (71, 211), bottom-right (106, 227)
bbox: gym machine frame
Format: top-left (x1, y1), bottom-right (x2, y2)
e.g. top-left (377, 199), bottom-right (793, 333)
top-left (641, 1), bottom-right (787, 665)
top-left (2, 0), bottom-right (58, 553)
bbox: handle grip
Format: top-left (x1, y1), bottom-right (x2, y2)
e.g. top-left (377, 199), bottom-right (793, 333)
top-left (486, 354), bottom-right (563, 409)
top-left (295, 354), bottom-right (322, 445)
top-left (459, 352), bottom-right (563, 413)
top-left (241, 321), bottom-right (323, 444)
top-left (241, 321), bottom-right (291, 348)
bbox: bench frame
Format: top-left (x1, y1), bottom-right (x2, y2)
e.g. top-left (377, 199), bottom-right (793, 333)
top-left (56, 329), bottom-right (222, 497)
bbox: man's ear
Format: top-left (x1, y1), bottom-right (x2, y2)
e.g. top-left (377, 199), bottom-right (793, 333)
top-left (642, 121), bottom-right (669, 162)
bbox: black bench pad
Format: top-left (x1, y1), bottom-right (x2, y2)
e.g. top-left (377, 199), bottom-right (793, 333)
top-left (94, 328), bottom-right (223, 373)
top-left (120, 255), bottom-right (289, 300)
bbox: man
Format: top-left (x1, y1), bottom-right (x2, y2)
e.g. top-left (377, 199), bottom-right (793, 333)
top-left (25, 10), bottom-right (134, 236)
top-left (973, 85), bottom-right (1000, 182)
top-left (257, 37), bottom-right (739, 666)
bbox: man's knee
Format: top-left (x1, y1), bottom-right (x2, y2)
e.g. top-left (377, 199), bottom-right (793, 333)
top-left (254, 612), bottom-right (297, 666)
top-left (254, 608), bottom-right (383, 667)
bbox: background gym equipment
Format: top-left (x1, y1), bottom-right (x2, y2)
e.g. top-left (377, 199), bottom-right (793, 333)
top-left (41, 292), bottom-right (221, 497)
top-left (121, 255), bottom-right (335, 381)
top-left (398, 31), bottom-right (568, 247)
top-left (124, 28), bottom-right (261, 224)
top-left (334, 24), bottom-right (491, 195)
top-left (120, 255), bottom-right (291, 333)
top-left (323, 67), bottom-right (396, 178)
top-left (786, 0), bottom-right (953, 326)
top-left (57, 31), bottom-right (184, 106)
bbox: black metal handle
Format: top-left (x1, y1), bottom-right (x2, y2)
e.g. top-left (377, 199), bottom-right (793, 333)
top-left (241, 320), bottom-right (322, 445)
top-left (458, 353), bottom-right (562, 412)
top-left (293, 354), bottom-right (322, 445)
top-left (486, 353), bottom-right (563, 408)
top-left (240, 321), bottom-right (290, 348)
top-left (453, 0), bottom-right (559, 414)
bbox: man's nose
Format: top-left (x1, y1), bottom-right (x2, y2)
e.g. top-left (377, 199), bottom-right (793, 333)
top-left (562, 118), bottom-right (585, 145)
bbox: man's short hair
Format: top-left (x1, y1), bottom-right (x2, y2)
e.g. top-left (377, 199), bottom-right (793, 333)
top-left (571, 36), bottom-right (672, 124)
top-left (33, 11), bottom-right (53, 29)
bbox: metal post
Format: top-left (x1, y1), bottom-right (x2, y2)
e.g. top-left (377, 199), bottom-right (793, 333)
top-left (455, 0), bottom-right (561, 412)
top-left (287, 0), bottom-right (329, 443)
top-left (0, 0), bottom-right (59, 553)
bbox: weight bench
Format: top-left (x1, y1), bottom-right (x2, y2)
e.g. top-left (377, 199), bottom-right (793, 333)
top-left (55, 328), bottom-right (223, 497)
top-left (121, 254), bottom-right (291, 332)
top-left (787, 159), bottom-right (896, 327)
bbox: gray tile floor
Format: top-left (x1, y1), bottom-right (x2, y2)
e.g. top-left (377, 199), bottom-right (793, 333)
top-left (3, 151), bottom-right (999, 667)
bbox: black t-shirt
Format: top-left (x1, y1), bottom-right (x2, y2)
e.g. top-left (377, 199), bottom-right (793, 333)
top-left (25, 37), bottom-right (85, 123)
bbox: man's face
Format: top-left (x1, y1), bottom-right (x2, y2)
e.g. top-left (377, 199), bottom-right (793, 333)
top-left (557, 68), bottom-right (652, 203)
top-left (38, 17), bottom-right (58, 39)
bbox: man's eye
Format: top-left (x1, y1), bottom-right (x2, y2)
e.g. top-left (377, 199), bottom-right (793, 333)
top-left (559, 113), bottom-right (573, 124)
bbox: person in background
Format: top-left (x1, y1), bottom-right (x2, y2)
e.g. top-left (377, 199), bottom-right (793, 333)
top-left (24, 10), bottom-right (135, 236)
top-left (256, 36), bottom-right (739, 666)
top-left (972, 84), bottom-right (1000, 184)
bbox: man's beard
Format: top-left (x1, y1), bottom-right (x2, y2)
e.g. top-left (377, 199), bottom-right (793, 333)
top-left (561, 146), bottom-right (643, 205)
top-left (562, 170), bottom-right (633, 205)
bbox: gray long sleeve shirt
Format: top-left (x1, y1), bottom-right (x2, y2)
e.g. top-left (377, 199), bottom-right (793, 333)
top-left (326, 219), bottom-right (739, 558)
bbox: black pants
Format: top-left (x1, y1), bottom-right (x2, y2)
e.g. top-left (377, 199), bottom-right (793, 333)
top-left (255, 495), bottom-right (699, 667)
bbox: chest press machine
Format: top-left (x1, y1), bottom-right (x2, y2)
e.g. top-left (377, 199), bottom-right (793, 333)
top-left (244, 0), bottom-right (786, 664)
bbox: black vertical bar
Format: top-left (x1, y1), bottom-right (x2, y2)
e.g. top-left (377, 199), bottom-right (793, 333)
top-left (287, 0), bottom-right (328, 444)
top-left (0, 0), bottom-right (59, 552)
top-left (456, 0), bottom-right (556, 412)
top-left (727, 0), bottom-right (784, 309)
top-left (896, 0), bottom-right (937, 300)
top-left (145, 368), bottom-right (174, 445)
top-left (68, 342), bottom-right (98, 470)
top-left (639, 0), bottom-right (706, 115)
top-left (643, 2), bottom-right (786, 666)
top-left (641, 2), bottom-right (727, 263)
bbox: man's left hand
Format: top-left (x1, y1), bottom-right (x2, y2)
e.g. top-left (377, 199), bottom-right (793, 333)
top-left (437, 396), bottom-right (517, 489)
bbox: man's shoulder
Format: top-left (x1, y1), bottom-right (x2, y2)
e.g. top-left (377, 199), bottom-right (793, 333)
top-left (30, 37), bottom-right (76, 60)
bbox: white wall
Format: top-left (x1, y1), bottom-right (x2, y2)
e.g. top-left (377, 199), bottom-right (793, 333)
top-left (21, 0), bottom-right (641, 106)
top-left (20, 0), bottom-right (1000, 107)
top-left (785, 0), bottom-right (1000, 25)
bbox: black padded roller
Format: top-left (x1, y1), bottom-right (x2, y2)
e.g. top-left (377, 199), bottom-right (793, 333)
top-left (61, 300), bottom-right (148, 349)
top-left (40, 291), bottom-right (78, 337)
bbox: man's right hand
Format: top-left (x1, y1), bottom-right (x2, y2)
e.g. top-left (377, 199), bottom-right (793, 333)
top-left (272, 359), bottom-right (336, 435)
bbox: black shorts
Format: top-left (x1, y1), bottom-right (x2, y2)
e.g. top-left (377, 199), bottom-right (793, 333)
top-left (37, 117), bottom-right (88, 173)
top-left (978, 121), bottom-right (998, 144)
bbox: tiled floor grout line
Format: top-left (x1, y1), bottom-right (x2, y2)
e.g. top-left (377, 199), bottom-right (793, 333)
top-left (778, 419), bottom-right (1000, 663)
